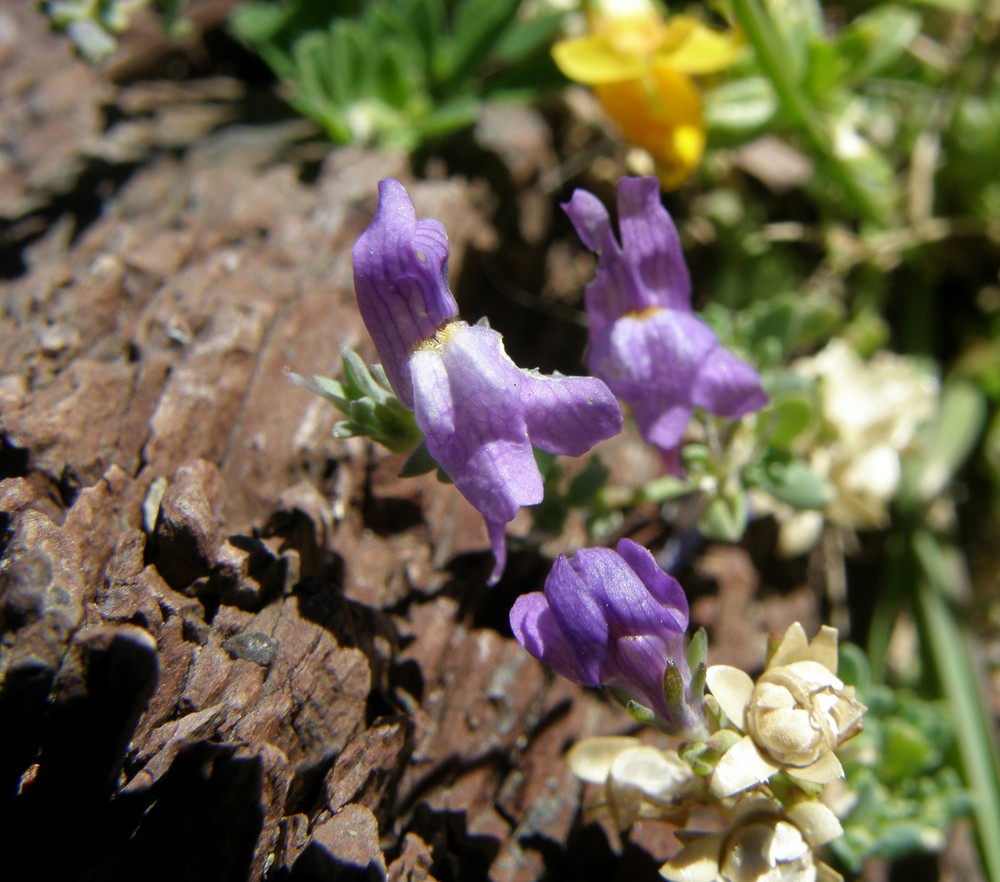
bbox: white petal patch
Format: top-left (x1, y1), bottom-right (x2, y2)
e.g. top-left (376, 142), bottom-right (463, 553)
top-left (705, 665), bottom-right (754, 730)
top-left (710, 735), bottom-right (780, 798)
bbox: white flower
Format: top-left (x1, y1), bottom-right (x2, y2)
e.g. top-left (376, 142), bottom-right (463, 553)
top-left (706, 624), bottom-right (866, 798)
top-left (660, 794), bottom-right (844, 882)
top-left (800, 340), bottom-right (936, 530)
top-left (566, 736), bottom-right (698, 829)
top-left (757, 340), bottom-right (938, 556)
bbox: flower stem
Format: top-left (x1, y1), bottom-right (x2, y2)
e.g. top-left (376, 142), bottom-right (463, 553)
top-left (727, 0), bottom-right (885, 225)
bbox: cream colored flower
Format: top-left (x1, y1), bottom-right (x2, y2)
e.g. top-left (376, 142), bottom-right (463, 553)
top-left (762, 341), bottom-right (938, 555)
top-left (566, 736), bottom-right (698, 829)
top-left (660, 794), bottom-right (844, 882)
top-left (706, 624), bottom-right (866, 798)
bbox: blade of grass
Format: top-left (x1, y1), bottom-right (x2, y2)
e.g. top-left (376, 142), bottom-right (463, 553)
top-left (728, 0), bottom-right (888, 225)
top-left (912, 528), bottom-right (1000, 882)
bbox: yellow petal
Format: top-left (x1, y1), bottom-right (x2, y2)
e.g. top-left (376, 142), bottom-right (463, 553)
top-left (594, 66), bottom-right (705, 189)
top-left (552, 36), bottom-right (645, 84)
top-left (657, 16), bottom-right (745, 74)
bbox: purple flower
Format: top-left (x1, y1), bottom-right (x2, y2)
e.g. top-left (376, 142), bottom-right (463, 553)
top-left (510, 538), bottom-right (700, 733)
top-left (563, 176), bottom-right (767, 474)
top-left (352, 179), bottom-right (623, 583)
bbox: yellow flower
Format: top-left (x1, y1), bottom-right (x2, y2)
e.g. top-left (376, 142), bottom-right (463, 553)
top-left (705, 623), bottom-right (866, 799)
top-left (553, 0), bottom-right (744, 188)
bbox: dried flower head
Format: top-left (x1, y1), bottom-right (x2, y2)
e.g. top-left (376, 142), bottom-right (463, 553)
top-left (567, 735), bottom-right (699, 829)
top-left (660, 794), bottom-right (844, 882)
top-left (706, 623), bottom-right (866, 798)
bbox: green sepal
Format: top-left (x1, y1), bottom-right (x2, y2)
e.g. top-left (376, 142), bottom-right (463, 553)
top-left (662, 659), bottom-right (687, 720)
top-left (606, 687), bottom-right (656, 726)
top-left (399, 441), bottom-right (438, 477)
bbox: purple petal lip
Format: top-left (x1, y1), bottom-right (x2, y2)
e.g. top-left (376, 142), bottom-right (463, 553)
top-left (564, 176), bottom-right (767, 462)
top-left (410, 322), bottom-right (621, 583)
top-left (510, 538), bottom-right (696, 730)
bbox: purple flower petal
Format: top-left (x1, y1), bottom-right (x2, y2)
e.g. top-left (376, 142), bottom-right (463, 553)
top-left (510, 540), bottom-right (699, 733)
top-left (409, 323), bottom-right (543, 528)
top-left (615, 177), bottom-right (691, 314)
top-left (588, 309), bottom-right (716, 402)
top-left (691, 346), bottom-right (771, 418)
top-left (567, 177), bottom-right (767, 461)
top-left (510, 556), bottom-right (605, 685)
top-left (352, 179), bottom-right (459, 407)
top-left (353, 179), bottom-right (623, 584)
top-left (614, 538), bottom-right (689, 624)
top-left (520, 372), bottom-right (623, 456)
top-left (563, 177), bottom-right (691, 336)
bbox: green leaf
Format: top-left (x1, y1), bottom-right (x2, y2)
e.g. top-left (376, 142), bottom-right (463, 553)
top-left (566, 457), bottom-right (610, 507)
top-left (755, 451), bottom-right (834, 510)
top-left (835, 5), bottom-right (922, 84)
top-left (902, 379), bottom-right (986, 507)
top-left (761, 0), bottom-right (824, 80)
top-left (704, 77), bottom-right (778, 139)
top-left (699, 490), bottom-right (749, 542)
top-left (765, 393), bottom-right (813, 449)
top-left (882, 718), bottom-right (938, 782)
top-left (399, 441), bottom-right (438, 477)
top-left (436, 0), bottom-right (522, 90)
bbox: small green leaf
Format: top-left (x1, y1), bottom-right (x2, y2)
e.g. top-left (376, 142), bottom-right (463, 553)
top-left (399, 441), bottom-right (438, 477)
top-left (566, 457), bottom-right (610, 507)
top-left (756, 453), bottom-right (834, 510)
top-left (765, 393), bottom-right (813, 449)
top-left (699, 491), bottom-right (748, 542)
top-left (704, 77), bottom-right (778, 139)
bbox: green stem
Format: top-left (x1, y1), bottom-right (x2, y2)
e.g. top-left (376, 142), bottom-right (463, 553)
top-left (727, 0), bottom-right (885, 225)
top-left (866, 527), bottom-right (914, 683)
top-left (912, 529), bottom-right (1000, 882)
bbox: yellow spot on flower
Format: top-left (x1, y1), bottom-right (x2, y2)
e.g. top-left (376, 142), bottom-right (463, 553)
top-left (553, 1), bottom-right (743, 189)
top-left (414, 320), bottom-right (466, 353)
top-left (625, 306), bottom-right (662, 321)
